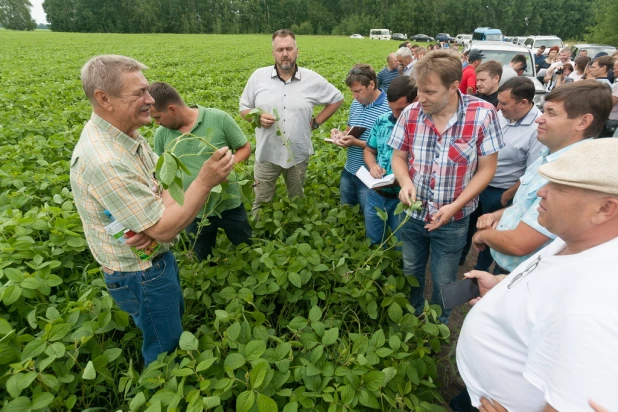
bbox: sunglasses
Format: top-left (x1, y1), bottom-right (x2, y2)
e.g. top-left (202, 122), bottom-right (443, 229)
top-left (348, 67), bottom-right (369, 76)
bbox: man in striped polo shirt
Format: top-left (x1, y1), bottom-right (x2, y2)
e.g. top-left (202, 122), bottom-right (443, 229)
top-left (331, 64), bottom-right (391, 213)
top-left (389, 50), bottom-right (503, 323)
top-left (377, 53), bottom-right (400, 92)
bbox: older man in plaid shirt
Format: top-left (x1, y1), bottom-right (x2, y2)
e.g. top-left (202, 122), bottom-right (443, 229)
top-left (70, 55), bottom-right (234, 365)
top-left (389, 50), bottom-right (504, 323)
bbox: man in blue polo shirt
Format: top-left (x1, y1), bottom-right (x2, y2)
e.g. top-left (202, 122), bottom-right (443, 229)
top-left (331, 64), bottom-right (391, 213)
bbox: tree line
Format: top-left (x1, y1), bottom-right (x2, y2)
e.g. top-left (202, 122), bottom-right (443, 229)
top-left (1, 0), bottom-right (616, 45)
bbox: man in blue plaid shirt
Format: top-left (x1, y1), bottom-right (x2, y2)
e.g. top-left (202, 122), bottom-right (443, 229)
top-left (389, 50), bottom-right (504, 323)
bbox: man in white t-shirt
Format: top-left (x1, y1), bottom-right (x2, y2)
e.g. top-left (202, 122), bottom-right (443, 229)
top-left (456, 138), bottom-right (618, 411)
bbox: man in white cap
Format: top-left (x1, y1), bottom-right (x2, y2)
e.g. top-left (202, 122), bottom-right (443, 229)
top-left (456, 137), bottom-right (618, 410)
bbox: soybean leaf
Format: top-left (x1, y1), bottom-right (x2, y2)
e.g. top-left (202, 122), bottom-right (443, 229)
top-left (250, 361), bottom-right (268, 389)
top-left (237, 390), bottom-right (255, 412)
top-left (82, 361), bottom-right (97, 380)
top-left (257, 393), bottom-right (278, 412)
top-left (160, 153), bottom-right (178, 185)
top-left (224, 353), bottom-right (246, 370)
top-left (179, 331), bottom-right (199, 351)
top-left (308, 306), bottom-right (322, 323)
top-left (244, 340), bottom-right (266, 361)
top-left (168, 179), bottom-right (185, 206)
top-left (322, 327), bottom-right (339, 346)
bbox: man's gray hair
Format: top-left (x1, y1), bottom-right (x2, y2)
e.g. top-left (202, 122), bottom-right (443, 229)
top-left (560, 47), bottom-right (572, 55)
top-left (81, 55), bottom-right (147, 103)
top-left (396, 47), bottom-right (413, 59)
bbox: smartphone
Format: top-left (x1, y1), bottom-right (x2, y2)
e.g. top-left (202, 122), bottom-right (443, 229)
top-left (347, 126), bottom-right (367, 138)
top-left (440, 278), bottom-right (480, 309)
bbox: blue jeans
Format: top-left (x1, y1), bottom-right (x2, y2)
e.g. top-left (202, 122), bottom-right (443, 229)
top-left (185, 204), bottom-right (252, 261)
top-left (340, 168), bottom-right (369, 213)
top-left (365, 189), bottom-right (401, 245)
top-left (400, 216), bottom-right (469, 323)
top-left (103, 252), bottom-right (184, 365)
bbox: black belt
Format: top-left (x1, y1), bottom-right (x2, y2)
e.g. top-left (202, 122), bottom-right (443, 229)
top-left (374, 188), bottom-right (399, 199)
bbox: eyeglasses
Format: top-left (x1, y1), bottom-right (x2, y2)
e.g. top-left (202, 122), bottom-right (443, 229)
top-left (507, 255), bottom-right (541, 289)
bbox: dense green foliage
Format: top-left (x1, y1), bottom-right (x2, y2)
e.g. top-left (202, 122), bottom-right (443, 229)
top-left (39, 0), bottom-right (601, 41)
top-left (585, 0), bottom-right (618, 46)
top-left (0, 0), bottom-right (35, 30)
top-left (0, 32), bottom-right (451, 411)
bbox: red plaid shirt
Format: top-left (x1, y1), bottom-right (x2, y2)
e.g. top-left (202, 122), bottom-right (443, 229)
top-left (388, 93), bottom-right (504, 222)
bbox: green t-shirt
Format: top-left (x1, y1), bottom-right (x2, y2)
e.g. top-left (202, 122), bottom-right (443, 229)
top-left (153, 106), bottom-right (249, 217)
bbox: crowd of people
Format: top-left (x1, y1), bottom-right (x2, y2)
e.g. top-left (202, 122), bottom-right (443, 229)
top-left (69, 29), bottom-right (618, 410)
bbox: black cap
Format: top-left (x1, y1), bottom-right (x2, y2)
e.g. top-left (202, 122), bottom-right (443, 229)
top-left (469, 49), bottom-right (485, 62)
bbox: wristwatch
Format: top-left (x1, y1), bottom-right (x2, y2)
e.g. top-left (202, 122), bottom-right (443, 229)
top-left (311, 118), bottom-right (320, 130)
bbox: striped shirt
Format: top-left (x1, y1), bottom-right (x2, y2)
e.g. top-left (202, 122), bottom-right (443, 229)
top-left (491, 140), bottom-right (590, 271)
top-left (377, 67), bottom-right (400, 92)
top-left (345, 91), bottom-right (391, 174)
top-left (388, 92), bottom-right (504, 222)
top-left (70, 113), bottom-right (170, 272)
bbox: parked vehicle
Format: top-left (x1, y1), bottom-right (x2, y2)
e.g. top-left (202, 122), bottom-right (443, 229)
top-left (523, 35), bottom-right (563, 55)
top-left (369, 29), bottom-right (391, 40)
top-left (471, 41), bottom-right (546, 109)
top-left (435, 33), bottom-right (455, 43)
top-left (456, 34), bottom-right (472, 45)
top-left (503, 36), bottom-right (514, 43)
top-left (350, 34), bottom-right (364, 39)
top-left (409, 34), bottom-right (434, 42)
top-left (392, 33), bottom-right (407, 41)
top-left (570, 43), bottom-right (616, 60)
top-left (472, 27), bottom-right (503, 42)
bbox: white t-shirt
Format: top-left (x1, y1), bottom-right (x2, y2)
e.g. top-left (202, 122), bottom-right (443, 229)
top-left (457, 236), bottom-right (618, 411)
top-left (499, 65), bottom-right (518, 86)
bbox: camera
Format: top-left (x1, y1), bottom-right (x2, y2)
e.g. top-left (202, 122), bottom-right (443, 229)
top-left (556, 68), bottom-right (564, 75)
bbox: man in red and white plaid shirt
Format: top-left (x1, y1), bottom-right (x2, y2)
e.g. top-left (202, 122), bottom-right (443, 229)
top-left (389, 50), bottom-right (504, 323)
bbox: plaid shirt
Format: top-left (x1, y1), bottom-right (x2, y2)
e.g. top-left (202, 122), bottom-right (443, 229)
top-left (70, 113), bottom-right (170, 272)
top-left (388, 93), bottom-right (504, 222)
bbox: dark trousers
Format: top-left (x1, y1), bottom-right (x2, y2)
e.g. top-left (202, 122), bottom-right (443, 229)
top-left (185, 204), bottom-right (252, 261)
top-left (460, 186), bottom-right (509, 270)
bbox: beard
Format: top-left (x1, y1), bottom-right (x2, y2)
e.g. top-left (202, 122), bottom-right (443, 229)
top-left (423, 92), bottom-right (451, 116)
top-left (278, 59), bottom-right (296, 71)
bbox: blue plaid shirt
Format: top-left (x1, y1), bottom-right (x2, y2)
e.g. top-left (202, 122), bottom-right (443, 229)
top-left (491, 139), bottom-right (591, 271)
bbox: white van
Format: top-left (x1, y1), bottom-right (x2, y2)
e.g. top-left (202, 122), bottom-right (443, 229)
top-left (370, 29), bottom-right (391, 40)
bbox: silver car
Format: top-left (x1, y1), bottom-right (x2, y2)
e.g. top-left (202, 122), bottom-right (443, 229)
top-left (468, 41), bottom-right (546, 109)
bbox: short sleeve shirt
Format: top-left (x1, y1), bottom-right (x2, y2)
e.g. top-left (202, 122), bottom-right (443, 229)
top-left (377, 67), bottom-right (400, 92)
top-left (367, 113), bottom-right (400, 193)
top-left (239, 65), bottom-right (343, 168)
top-left (459, 65), bottom-right (477, 94)
top-left (153, 106), bottom-right (248, 216)
top-left (491, 139), bottom-right (590, 271)
top-left (70, 113), bottom-right (170, 272)
top-left (388, 92), bottom-right (504, 222)
top-left (345, 91), bottom-right (391, 174)
top-left (490, 106), bottom-right (544, 189)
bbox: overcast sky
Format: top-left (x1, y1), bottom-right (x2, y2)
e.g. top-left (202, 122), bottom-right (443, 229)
top-left (30, 0), bottom-right (48, 24)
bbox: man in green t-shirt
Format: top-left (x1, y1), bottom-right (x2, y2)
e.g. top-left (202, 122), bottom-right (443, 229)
top-left (148, 82), bottom-right (252, 261)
